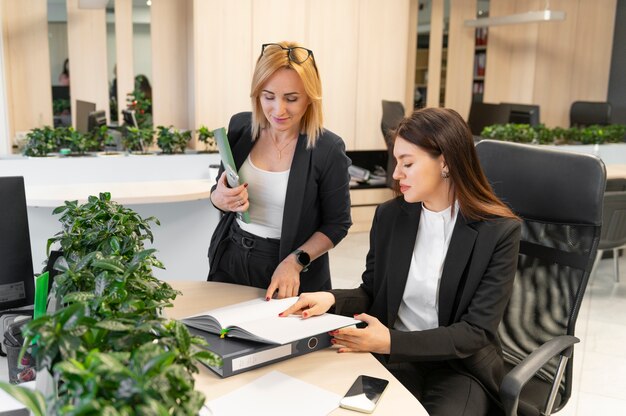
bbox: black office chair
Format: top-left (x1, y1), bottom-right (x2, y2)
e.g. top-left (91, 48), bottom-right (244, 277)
top-left (475, 140), bottom-right (606, 416)
top-left (590, 190), bottom-right (626, 282)
top-left (381, 100), bottom-right (405, 188)
top-left (569, 101), bottom-right (612, 127)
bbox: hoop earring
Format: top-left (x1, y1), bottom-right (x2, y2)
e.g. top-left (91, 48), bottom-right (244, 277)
top-left (441, 171), bottom-right (450, 179)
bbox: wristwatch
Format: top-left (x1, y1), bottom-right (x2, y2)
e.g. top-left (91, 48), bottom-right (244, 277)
top-left (292, 249), bottom-right (311, 272)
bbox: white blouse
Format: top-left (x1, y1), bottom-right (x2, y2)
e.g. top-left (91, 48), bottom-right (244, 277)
top-left (236, 155), bottom-right (289, 239)
top-left (394, 201), bottom-right (459, 332)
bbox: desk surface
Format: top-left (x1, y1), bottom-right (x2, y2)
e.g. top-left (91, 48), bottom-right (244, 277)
top-left (167, 281), bottom-right (427, 415)
top-left (25, 179), bottom-right (213, 207)
top-left (607, 164), bottom-right (626, 179)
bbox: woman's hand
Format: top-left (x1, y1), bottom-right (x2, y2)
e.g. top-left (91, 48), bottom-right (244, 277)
top-left (330, 313), bottom-right (391, 354)
top-left (278, 292), bottom-right (336, 318)
top-left (265, 257), bottom-right (302, 299)
top-left (210, 171), bottom-right (248, 212)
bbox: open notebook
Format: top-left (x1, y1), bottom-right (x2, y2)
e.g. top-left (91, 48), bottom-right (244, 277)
top-left (182, 297), bottom-right (360, 345)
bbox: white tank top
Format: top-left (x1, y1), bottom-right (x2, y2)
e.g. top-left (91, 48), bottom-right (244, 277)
top-left (236, 155), bottom-right (290, 239)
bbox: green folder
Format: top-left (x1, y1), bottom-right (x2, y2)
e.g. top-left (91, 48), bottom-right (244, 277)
top-left (34, 272), bottom-right (49, 320)
top-left (212, 127), bottom-right (251, 223)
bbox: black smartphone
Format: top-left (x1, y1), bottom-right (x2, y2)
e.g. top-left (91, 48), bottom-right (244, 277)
top-left (339, 375), bottom-right (389, 413)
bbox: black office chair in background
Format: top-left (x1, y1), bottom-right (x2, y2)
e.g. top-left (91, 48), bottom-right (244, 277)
top-left (380, 100), bottom-right (405, 188)
top-left (591, 188), bottom-right (626, 282)
top-left (569, 101), bottom-right (612, 127)
top-left (467, 102), bottom-right (511, 136)
top-left (476, 140), bottom-right (606, 416)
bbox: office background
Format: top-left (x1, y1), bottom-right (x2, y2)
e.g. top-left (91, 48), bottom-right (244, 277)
top-left (0, 0), bottom-right (624, 154)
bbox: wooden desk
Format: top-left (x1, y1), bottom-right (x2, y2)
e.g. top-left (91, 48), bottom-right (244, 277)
top-left (167, 281), bottom-right (427, 415)
top-left (607, 164), bottom-right (626, 179)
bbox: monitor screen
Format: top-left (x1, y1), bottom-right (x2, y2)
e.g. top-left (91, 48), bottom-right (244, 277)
top-left (122, 109), bottom-right (138, 129)
top-left (0, 177), bottom-right (35, 311)
top-left (76, 100), bottom-right (97, 133)
top-left (503, 103), bottom-right (541, 126)
top-left (467, 102), bottom-right (510, 135)
top-left (52, 86), bottom-right (70, 101)
top-left (87, 110), bottom-right (107, 133)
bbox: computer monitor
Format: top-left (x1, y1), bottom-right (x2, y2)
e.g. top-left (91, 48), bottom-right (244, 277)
top-left (467, 102), bottom-right (510, 136)
top-left (503, 103), bottom-right (541, 126)
top-left (0, 177), bottom-right (35, 311)
top-left (122, 109), bottom-right (138, 128)
top-left (87, 110), bottom-right (107, 132)
top-left (52, 86), bottom-right (70, 101)
top-left (76, 100), bottom-right (97, 133)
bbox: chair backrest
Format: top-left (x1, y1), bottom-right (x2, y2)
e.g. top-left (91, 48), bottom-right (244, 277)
top-left (570, 101), bottom-right (612, 127)
top-left (599, 191), bottom-right (626, 250)
top-left (381, 100), bottom-right (405, 188)
top-left (467, 102), bottom-right (510, 135)
top-left (475, 140), bottom-right (606, 412)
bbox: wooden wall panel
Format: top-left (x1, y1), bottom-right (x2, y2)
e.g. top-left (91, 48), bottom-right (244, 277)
top-left (114, 0), bottom-right (133, 123)
top-left (151, 0), bottom-right (190, 129)
top-left (66, 0), bottom-right (109, 123)
top-left (485, 0), bottom-right (616, 127)
top-left (405, 0), bottom-right (418, 115)
top-left (532, 0), bottom-right (580, 127)
top-left (193, 0), bottom-right (252, 138)
top-left (251, 0), bottom-right (308, 49)
top-left (1, 0), bottom-right (52, 142)
top-left (484, 0), bottom-right (539, 104)
top-left (569, 0), bottom-right (616, 102)
top-left (426, 0), bottom-right (444, 108)
top-left (355, 0), bottom-right (412, 150)
top-left (445, 0), bottom-right (477, 119)
top-left (308, 0), bottom-right (359, 148)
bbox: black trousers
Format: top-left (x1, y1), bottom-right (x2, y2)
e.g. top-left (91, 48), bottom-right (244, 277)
top-left (208, 221), bottom-right (281, 290)
top-left (384, 360), bottom-right (491, 416)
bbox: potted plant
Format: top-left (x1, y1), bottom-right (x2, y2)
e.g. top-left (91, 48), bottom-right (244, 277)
top-left (197, 126), bottom-right (217, 153)
top-left (480, 123), bottom-right (626, 145)
top-left (123, 126), bottom-right (154, 154)
top-left (156, 126), bottom-right (191, 154)
top-left (0, 193), bottom-right (219, 415)
top-left (22, 126), bottom-right (58, 157)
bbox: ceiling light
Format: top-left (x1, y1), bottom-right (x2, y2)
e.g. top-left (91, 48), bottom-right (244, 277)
top-left (146, 0), bottom-right (152, 6)
top-left (464, 10), bottom-right (566, 28)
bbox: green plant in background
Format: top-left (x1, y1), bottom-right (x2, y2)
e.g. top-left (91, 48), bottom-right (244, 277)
top-left (57, 127), bottom-right (99, 155)
top-left (480, 123), bottom-right (626, 145)
top-left (197, 125), bottom-right (216, 152)
top-left (52, 99), bottom-right (70, 116)
top-left (156, 126), bottom-right (191, 154)
top-left (22, 126), bottom-right (58, 157)
top-left (123, 126), bottom-right (154, 153)
top-left (0, 193), bottom-right (220, 415)
top-left (90, 125), bottom-right (116, 152)
top-left (126, 89), bottom-right (152, 129)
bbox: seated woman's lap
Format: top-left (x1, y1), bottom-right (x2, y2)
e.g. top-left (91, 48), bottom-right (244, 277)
top-left (385, 361), bottom-right (491, 416)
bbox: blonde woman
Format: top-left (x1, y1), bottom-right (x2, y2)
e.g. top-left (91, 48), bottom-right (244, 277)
top-left (208, 42), bottom-right (352, 300)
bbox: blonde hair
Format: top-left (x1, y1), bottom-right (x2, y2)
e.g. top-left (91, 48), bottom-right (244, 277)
top-left (250, 41), bottom-right (323, 147)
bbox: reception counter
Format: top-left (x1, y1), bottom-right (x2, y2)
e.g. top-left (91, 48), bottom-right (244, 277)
top-left (0, 153), bottom-right (221, 281)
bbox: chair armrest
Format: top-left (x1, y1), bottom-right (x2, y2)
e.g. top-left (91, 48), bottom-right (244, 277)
top-left (500, 335), bottom-right (579, 416)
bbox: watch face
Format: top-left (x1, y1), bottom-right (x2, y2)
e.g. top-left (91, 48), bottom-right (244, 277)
top-left (297, 250), bottom-right (310, 266)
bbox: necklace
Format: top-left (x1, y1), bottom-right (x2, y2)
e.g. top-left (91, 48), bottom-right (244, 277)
top-left (270, 135), bottom-right (297, 159)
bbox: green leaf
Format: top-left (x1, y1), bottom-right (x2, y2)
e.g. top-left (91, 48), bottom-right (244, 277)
top-left (92, 259), bottom-right (125, 274)
top-left (95, 320), bottom-right (134, 331)
top-left (0, 381), bottom-right (47, 416)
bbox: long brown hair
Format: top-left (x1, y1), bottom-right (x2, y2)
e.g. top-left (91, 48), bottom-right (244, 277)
top-left (393, 107), bottom-right (518, 221)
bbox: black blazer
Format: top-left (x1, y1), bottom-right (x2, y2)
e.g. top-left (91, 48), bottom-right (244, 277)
top-left (208, 112), bottom-right (352, 292)
top-left (331, 197), bottom-right (521, 399)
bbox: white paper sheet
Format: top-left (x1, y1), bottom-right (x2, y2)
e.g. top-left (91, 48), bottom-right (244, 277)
top-left (207, 370), bottom-right (341, 416)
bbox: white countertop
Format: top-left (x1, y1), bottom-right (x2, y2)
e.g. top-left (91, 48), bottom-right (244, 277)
top-left (25, 178), bottom-right (214, 207)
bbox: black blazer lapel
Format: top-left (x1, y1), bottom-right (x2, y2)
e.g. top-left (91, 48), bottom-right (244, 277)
top-left (279, 134), bottom-right (309, 259)
top-left (232, 128), bottom-right (254, 170)
top-left (386, 202), bottom-right (421, 327)
top-left (438, 214), bottom-right (478, 326)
